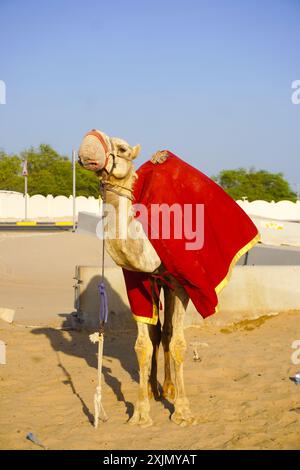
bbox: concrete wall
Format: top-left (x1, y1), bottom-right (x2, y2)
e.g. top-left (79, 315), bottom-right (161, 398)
top-left (205, 265), bottom-right (300, 328)
top-left (250, 216), bottom-right (300, 247)
top-left (74, 265), bottom-right (300, 330)
top-left (0, 192), bottom-right (299, 221)
top-left (0, 193), bottom-right (100, 220)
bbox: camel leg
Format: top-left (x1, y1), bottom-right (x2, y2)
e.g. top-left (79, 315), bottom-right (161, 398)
top-left (169, 284), bottom-right (197, 426)
top-left (129, 322), bottom-right (154, 427)
top-left (161, 286), bottom-right (175, 401)
top-left (148, 319), bottom-right (161, 400)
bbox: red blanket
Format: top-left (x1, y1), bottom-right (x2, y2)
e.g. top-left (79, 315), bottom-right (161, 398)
top-left (123, 151), bottom-right (259, 324)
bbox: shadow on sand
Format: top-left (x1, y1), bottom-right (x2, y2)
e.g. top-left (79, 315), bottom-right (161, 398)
top-left (32, 276), bottom-right (138, 424)
top-left (32, 275), bottom-right (174, 425)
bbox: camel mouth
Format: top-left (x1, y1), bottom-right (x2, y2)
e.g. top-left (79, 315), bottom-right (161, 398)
top-left (84, 161), bottom-right (102, 171)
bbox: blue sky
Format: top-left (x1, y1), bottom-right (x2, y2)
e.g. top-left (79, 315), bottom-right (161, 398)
top-left (0, 0), bottom-right (299, 187)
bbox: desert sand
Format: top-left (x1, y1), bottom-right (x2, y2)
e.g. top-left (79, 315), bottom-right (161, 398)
top-left (0, 231), bottom-right (300, 450)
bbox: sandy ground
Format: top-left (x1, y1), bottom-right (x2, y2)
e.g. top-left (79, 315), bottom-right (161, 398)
top-left (1, 231), bottom-right (300, 450)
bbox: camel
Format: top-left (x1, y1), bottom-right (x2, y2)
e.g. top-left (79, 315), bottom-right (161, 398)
top-left (78, 130), bottom-right (197, 427)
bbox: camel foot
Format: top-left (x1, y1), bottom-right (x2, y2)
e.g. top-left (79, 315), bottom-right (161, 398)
top-left (162, 380), bottom-right (176, 401)
top-left (171, 412), bottom-right (198, 427)
top-left (129, 402), bottom-right (153, 428)
top-left (171, 398), bottom-right (197, 426)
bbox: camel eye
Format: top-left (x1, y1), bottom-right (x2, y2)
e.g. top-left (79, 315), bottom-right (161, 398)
top-left (119, 146), bottom-right (127, 153)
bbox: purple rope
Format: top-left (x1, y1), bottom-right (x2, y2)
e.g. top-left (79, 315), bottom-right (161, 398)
top-left (98, 281), bottom-right (108, 323)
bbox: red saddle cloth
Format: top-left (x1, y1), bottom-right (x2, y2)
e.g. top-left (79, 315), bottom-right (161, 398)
top-left (123, 151), bottom-right (259, 324)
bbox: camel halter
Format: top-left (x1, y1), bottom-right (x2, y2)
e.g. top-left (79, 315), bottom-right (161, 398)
top-left (100, 179), bottom-right (134, 201)
top-left (83, 129), bottom-right (135, 201)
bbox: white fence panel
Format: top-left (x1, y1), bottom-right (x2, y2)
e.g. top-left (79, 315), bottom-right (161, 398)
top-left (0, 192), bottom-right (299, 221)
top-left (237, 200), bottom-right (300, 221)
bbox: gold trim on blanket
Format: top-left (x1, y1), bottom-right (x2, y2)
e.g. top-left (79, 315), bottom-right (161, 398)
top-left (215, 232), bottom-right (261, 296)
top-left (132, 232), bottom-right (260, 324)
top-left (132, 302), bottom-right (159, 325)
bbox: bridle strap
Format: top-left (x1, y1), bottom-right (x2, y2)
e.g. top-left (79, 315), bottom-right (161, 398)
top-left (101, 180), bottom-right (134, 201)
top-left (104, 185), bottom-right (134, 201)
top-left (113, 153), bottom-right (132, 162)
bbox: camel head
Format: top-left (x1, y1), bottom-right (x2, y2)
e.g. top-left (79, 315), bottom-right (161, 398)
top-left (78, 129), bottom-right (141, 179)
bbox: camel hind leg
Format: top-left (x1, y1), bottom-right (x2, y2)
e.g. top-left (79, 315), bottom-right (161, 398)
top-left (129, 322), bottom-right (153, 427)
top-left (169, 282), bottom-right (197, 426)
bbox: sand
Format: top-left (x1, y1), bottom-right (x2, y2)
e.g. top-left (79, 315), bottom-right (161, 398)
top-left (0, 231), bottom-right (300, 450)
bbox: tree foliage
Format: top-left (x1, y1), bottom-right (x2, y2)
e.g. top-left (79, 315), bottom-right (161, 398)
top-left (213, 168), bottom-right (296, 202)
top-left (0, 146), bottom-right (296, 202)
top-left (0, 145), bottom-right (99, 197)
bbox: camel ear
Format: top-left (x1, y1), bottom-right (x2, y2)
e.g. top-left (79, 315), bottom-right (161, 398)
top-left (132, 144), bottom-right (141, 159)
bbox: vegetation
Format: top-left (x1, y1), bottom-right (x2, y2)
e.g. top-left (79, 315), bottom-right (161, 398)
top-left (212, 168), bottom-right (297, 202)
top-left (0, 145), bottom-right (296, 201)
top-left (0, 145), bottom-right (99, 197)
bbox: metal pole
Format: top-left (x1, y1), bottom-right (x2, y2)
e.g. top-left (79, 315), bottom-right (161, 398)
top-left (72, 150), bottom-right (76, 231)
top-left (24, 175), bottom-right (28, 221)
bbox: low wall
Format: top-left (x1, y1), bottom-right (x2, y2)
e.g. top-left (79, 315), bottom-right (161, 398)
top-left (0, 193), bottom-right (299, 221)
top-left (0, 194), bottom-right (100, 220)
top-left (237, 200), bottom-right (300, 222)
top-left (74, 265), bottom-right (300, 329)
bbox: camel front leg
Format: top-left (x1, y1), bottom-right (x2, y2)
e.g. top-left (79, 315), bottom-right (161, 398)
top-left (169, 286), bottom-right (197, 426)
top-left (129, 322), bottom-right (153, 427)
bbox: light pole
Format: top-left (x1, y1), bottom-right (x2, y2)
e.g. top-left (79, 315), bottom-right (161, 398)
top-left (22, 158), bottom-right (28, 220)
top-left (72, 150), bottom-right (77, 231)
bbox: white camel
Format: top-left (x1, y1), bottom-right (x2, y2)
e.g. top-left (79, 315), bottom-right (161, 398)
top-left (78, 130), bottom-right (197, 427)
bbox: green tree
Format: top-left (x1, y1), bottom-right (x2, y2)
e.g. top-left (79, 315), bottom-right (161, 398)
top-left (0, 151), bottom-right (24, 192)
top-left (213, 168), bottom-right (297, 202)
top-left (1, 147), bottom-right (297, 202)
top-left (0, 145), bottom-right (100, 197)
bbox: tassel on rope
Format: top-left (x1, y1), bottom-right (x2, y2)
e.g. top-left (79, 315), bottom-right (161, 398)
top-left (98, 281), bottom-right (108, 323)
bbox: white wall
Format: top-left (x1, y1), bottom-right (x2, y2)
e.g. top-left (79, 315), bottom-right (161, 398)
top-left (0, 193), bottom-right (100, 220)
top-left (74, 265), bottom-right (300, 329)
top-left (237, 199), bottom-right (300, 221)
top-left (0, 192), bottom-right (299, 221)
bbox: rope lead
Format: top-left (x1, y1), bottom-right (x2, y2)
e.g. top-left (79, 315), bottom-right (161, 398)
top-left (89, 179), bottom-right (108, 428)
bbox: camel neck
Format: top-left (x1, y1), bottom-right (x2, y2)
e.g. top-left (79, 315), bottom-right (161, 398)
top-left (103, 167), bottom-right (136, 209)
